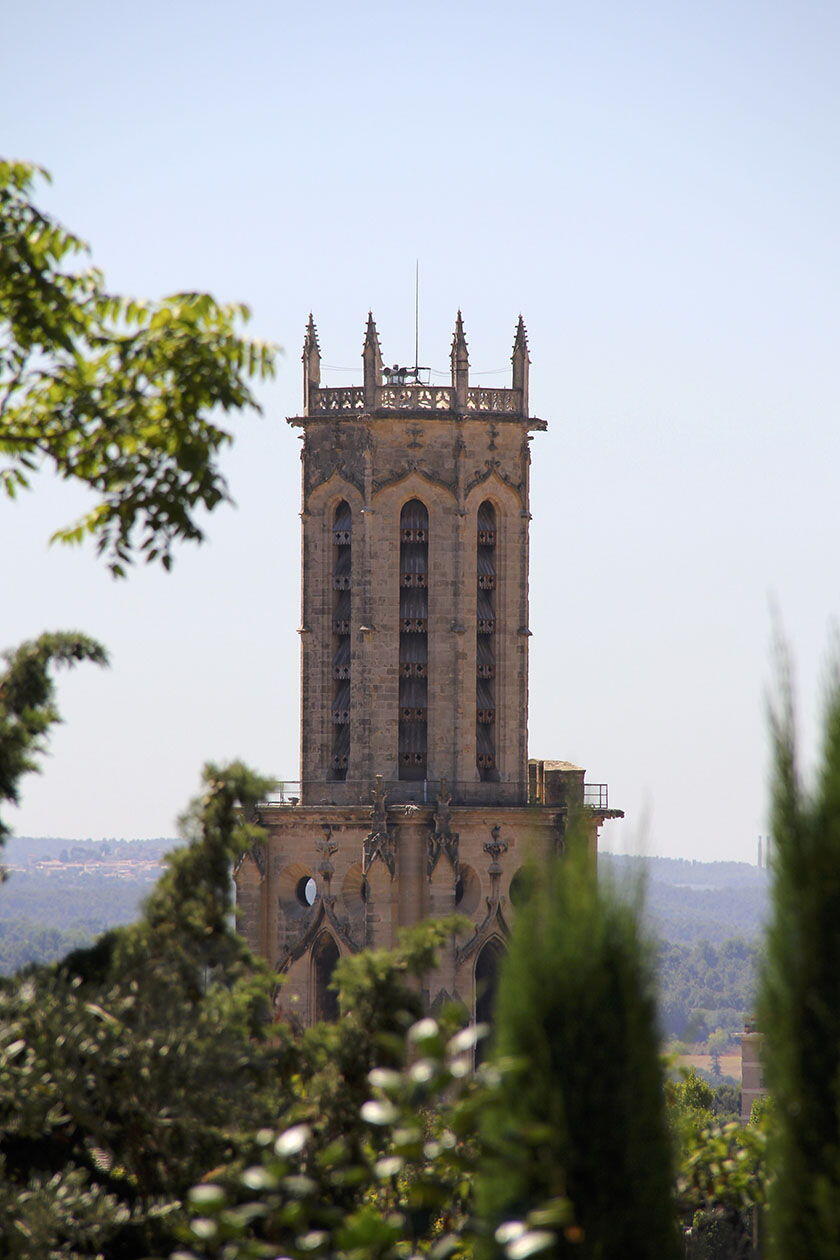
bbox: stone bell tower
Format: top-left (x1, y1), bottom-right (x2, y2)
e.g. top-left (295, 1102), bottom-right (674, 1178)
top-left (234, 314), bottom-right (621, 1027)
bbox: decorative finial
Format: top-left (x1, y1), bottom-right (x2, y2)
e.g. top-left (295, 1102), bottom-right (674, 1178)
top-left (304, 313), bottom-right (320, 351)
top-left (511, 314), bottom-right (530, 416)
top-left (451, 310), bottom-right (469, 360)
top-left (303, 314), bottom-right (321, 414)
top-left (363, 312), bottom-right (383, 408)
top-left (513, 315), bottom-right (529, 357)
top-left (451, 311), bottom-right (469, 409)
top-left (364, 310), bottom-right (381, 350)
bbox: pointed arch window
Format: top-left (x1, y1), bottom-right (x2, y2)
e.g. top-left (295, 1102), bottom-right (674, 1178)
top-left (475, 936), bottom-right (505, 1053)
top-left (399, 499), bottom-right (428, 780)
top-left (476, 501), bottom-right (498, 780)
top-left (313, 933), bottom-right (340, 1022)
top-left (330, 501), bottom-right (352, 780)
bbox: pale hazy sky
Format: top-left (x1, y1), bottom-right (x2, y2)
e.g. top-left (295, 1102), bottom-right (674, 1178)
top-left (3, 0), bottom-right (838, 861)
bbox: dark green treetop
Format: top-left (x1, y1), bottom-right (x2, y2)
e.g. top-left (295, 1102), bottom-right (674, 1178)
top-left (759, 656), bottom-right (840, 1257)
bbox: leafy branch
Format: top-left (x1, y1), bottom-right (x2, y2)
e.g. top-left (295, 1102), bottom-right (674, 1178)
top-left (0, 631), bottom-right (108, 865)
top-left (0, 159), bottom-right (277, 575)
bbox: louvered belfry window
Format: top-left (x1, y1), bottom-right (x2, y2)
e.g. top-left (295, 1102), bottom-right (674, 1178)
top-left (398, 499), bottom-right (428, 780)
top-left (330, 501), bottom-right (352, 780)
top-left (476, 500), bottom-right (498, 780)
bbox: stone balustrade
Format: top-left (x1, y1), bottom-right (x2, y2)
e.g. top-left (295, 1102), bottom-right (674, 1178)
top-left (308, 383), bottom-right (524, 417)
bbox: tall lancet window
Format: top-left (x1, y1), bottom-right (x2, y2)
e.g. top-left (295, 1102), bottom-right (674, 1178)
top-left (330, 501), bottom-right (352, 780)
top-left (476, 500), bottom-right (498, 781)
top-left (398, 499), bottom-right (428, 780)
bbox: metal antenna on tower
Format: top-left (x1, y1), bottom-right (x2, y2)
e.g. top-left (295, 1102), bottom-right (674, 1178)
top-left (414, 259), bottom-right (420, 375)
top-left (390, 262), bottom-right (430, 386)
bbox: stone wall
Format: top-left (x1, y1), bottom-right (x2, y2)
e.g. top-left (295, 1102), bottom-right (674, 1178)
top-left (235, 799), bottom-right (601, 1027)
top-left (297, 414), bottom-right (537, 800)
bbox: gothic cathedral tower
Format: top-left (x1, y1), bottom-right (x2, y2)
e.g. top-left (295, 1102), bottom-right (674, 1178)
top-left (235, 314), bottom-right (621, 1026)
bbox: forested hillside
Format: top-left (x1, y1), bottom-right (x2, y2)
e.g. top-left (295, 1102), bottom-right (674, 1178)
top-left (0, 836), bottom-right (167, 973)
top-left (600, 853), bottom-right (770, 944)
top-left (657, 937), bottom-right (759, 1041)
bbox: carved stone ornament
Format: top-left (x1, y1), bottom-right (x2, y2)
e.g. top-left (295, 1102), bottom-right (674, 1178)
top-left (251, 842), bottom-right (267, 878)
top-left (276, 896), bottom-right (361, 972)
top-left (304, 424), bottom-right (369, 496)
top-left (371, 774), bottom-right (387, 826)
top-left (363, 775), bottom-right (396, 877)
top-left (323, 895), bottom-right (362, 953)
top-left (456, 821), bottom-right (511, 963)
top-left (364, 829), bottom-right (396, 878)
top-left (553, 810), bottom-right (568, 856)
top-left (455, 898), bottom-right (510, 965)
top-left (372, 465), bottom-right (456, 499)
top-left (316, 826), bottom-right (339, 882)
top-left (430, 987), bottom-right (457, 1014)
top-left (233, 841), bottom-right (267, 881)
top-left (464, 458), bottom-right (524, 501)
top-left (483, 825), bottom-right (508, 873)
top-left (427, 779), bottom-right (460, 878)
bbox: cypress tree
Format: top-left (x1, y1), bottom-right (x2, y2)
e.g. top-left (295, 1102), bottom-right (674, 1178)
top-left (759, 662), bottom-right (840, 1257)
top-left (477, 836), bottom-right (679, 1260)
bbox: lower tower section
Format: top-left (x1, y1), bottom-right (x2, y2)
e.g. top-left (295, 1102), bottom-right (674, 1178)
top-left (235, 765), bottom-right (622, 1027)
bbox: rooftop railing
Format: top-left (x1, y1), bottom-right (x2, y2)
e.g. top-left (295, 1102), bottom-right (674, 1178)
top-left (583, 783), bottom-right (610, 810)
top-left (307, 384), bottom-right (524, 417)
top-left (257, 779), bottom-right (610, 810)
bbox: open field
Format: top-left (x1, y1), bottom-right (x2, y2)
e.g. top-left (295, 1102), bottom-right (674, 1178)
top-left (677, 1053), bottom-right (741, 1082)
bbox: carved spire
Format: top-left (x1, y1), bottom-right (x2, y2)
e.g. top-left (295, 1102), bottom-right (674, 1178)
top-left (364, 311), bottom-right (380, 352)
top-left (511, 315), bottom-right (529, 416)
top-left (513, 314), bottom-right (529, 357)
top-left (451, 310), bottom-right (469, 367)
top-left (450, 310), bottom-right (469, 411)
top-left (362, 311), bottom-right (383, 410)
top-left (303, 314), bottom-right (321, 415)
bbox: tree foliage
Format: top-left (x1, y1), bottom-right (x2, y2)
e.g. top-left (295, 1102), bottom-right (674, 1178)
top-left (172, 925), bottom-right (489, 1260)
top-left (0, 762), bottom-right (776, 1260)
top-left (475, 840), bottom-right (679, 1260)
top-left (667, 1067), bottom-right (768, 1258)
top-left (657, 937), bottom-right (759, 1042)
top-left (758, 658), bottom-right (840, 1257)
top-left (0, 632), bottom-right (108, 860)
top-left (0, 761), bottom-right (281, 1258)
top-left (0, 159), bottom-right (276, 574)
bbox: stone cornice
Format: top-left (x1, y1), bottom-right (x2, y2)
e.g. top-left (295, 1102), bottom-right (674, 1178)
top-left (255, 803), bottom-right (570, 827)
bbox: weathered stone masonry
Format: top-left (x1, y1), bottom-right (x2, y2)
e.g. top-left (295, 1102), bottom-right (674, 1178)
top-left (234, 314), bottom-right (622, 1027)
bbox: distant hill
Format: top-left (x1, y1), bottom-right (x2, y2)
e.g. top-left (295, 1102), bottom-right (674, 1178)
top-left (0, 836), bottom-right (175, 974)
top-left (3, 834), bottom-right (177, 864)
top-left (599, 853), bottom-right (770, 946)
